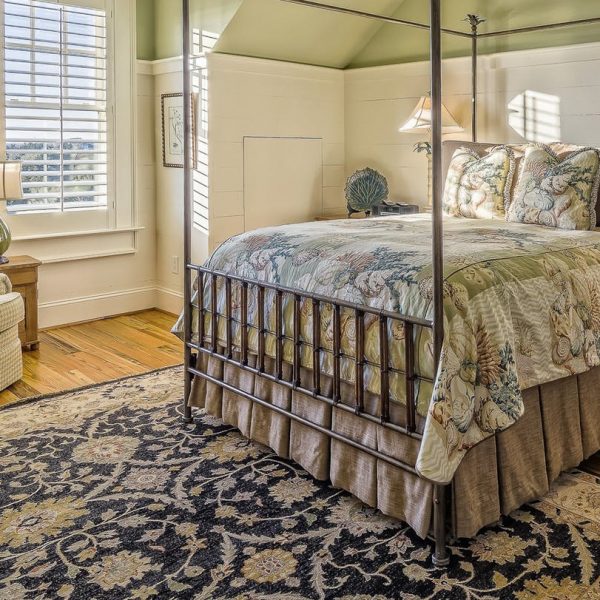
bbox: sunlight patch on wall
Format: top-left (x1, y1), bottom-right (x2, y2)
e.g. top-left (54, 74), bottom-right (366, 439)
top-left (191, 30), bottom-right (219, 234)
top-left (508, 91), bottom-right (561, 143)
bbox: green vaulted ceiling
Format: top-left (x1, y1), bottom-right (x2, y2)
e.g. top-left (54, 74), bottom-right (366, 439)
top-left (136, 0), bottom-right (243, 60)
top-left (136, 0), bottom-right (600, 66)
top-left (350, 0), bottom-right (600, 67)
top-left (214, 0), bottom-right (408, 69)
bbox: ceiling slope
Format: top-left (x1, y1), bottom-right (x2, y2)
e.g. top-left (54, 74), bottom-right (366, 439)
top-left (350, 0), bottom-right (600, 68)
top-left (213, 0), bottom-right (408, 69)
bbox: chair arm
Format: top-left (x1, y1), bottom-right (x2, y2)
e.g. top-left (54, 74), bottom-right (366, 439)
top-left (0, 273), bottom-right (12, 295)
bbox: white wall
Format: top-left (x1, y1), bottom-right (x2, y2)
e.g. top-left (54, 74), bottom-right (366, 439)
top-left (345, 42), bottom-right (600, 208)
top-left (152, 43), bottom-right (600, 318)
top-left (27, 41), bottom-right (600, 329)
top-left (207, 53), bottom-right (346, 252)
top-left (153, 61), bottom-right (185, 315)
top-left (152, 58), bottom-right (209, 315)
top-left (345, 57), bottom-right (479, 208)
top-left (151, 53), bottom-right (347, 315)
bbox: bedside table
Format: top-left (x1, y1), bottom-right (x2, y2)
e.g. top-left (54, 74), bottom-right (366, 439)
top-left (314, 213), bottom-right (367, 221)
top-left (316, 205), bottom-right (421, 220)
top-left (0, 255), bottom-right (42, 350)
top-left (372, 203), bottom-right (420, 216)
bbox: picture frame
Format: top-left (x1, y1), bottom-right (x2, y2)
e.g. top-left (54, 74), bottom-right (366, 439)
top-left (161, 92), bottom-right (196, 168)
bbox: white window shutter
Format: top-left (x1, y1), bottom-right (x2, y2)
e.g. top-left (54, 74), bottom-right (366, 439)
top-left (3, 0), bottom-right (108, 213)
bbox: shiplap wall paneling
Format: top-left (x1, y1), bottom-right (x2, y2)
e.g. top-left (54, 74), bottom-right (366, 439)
top-left (208, 53), bottom-right (346, 251)
top-left (243, 137), bottom-right (323, 230)
top-left (345, 42), bottom-right (600, 208)
top-left (344, 57), bottom-right (478, 209)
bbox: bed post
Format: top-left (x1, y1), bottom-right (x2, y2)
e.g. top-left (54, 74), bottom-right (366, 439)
top-left (467, 15), bottom-right (484, 142)
top-left (429, 0), bottom-right (450, 568)
top-left (182, 0), bottom-right (193, 424)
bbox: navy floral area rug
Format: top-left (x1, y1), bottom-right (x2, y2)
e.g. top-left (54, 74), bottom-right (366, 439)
top-left (1, 367), bottom-right (599, 599)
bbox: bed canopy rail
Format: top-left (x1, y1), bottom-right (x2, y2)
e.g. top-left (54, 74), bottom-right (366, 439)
top-left (278, 0), bottom-right (472, 38)
top-left (180, 0), bottom-right (600, 570)
top-left (478, 15), bottom-right (600, 38)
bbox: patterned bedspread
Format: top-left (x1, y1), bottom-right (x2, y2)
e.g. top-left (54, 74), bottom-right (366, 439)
top-left (174, 214), bottom-right (600, 484)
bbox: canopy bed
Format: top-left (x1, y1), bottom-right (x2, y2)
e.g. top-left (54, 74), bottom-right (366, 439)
top-left (177, 0), bottom-right (600, 567)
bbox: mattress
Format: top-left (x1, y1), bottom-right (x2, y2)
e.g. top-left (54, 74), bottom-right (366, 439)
top-left (175, 213), bottom-right (600, 483)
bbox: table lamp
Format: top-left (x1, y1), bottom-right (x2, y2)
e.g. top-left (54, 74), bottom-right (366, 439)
top-left (0, 161), bottom-right (23, 265)
top-left (399, 96), bottom-right (463, 205)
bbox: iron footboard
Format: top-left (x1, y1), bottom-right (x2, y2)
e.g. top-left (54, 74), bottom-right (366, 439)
top-left (182, 262), bottom-right (451, 567)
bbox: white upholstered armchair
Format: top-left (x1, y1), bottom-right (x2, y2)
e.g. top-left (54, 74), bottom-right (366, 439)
top-left (0, 273), bottom-right (24, 390)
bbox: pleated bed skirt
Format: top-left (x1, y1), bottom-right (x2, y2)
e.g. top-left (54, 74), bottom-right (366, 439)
top-left (189, 352), bottom-right (600, 539)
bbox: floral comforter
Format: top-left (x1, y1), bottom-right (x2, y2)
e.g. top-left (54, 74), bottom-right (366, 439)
top-left (174, 214), bottom-right (600, 484)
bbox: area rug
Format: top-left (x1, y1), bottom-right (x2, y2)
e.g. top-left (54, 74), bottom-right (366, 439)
top-left (1, 367), bottom-right (600, 600)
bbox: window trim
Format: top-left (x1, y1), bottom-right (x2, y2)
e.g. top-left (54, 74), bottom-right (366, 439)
top-left (0, 0), bottom-right (137, 239)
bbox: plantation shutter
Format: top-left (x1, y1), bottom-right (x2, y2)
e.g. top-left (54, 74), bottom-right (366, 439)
top-left (3, 0), bottom-right (108, 213)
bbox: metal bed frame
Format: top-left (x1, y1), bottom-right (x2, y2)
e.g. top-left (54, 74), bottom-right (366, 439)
top-left (179, 0), bottom-right (600, 567)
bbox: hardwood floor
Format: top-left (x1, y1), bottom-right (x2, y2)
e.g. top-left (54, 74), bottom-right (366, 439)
top-left (0, 309), bottom-right (182, 408)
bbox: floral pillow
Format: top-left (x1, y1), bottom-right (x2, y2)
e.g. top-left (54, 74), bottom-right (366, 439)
top-left (442, 146), bottom-right (515, 219)
top-left (507, 144), bottom-right (600, 230)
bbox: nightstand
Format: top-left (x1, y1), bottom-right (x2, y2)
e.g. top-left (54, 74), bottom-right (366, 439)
top-left (314, 213), bottom-right (367, 221)
top-left (372, 203), bottom-right (420, 216)
top-left (316, 205), bottom-right (421, 220)
top-left (0, 255), bottom-right (42, 350)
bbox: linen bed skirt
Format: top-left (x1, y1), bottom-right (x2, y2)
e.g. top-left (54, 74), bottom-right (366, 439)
top-left (189, 352), bottom-right (600, 540)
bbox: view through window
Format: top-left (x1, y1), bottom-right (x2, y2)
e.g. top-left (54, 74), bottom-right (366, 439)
top-left (2, 0), bottom-right (108, 213)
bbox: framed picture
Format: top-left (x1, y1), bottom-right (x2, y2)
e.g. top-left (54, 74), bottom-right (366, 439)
top-left (161, 92), bottom-right (196, 168)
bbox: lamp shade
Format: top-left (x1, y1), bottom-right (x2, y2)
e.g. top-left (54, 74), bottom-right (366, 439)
top-left (0, 161), bottom-right (23, 201)
top-left (399, 96), bottom-right (463, 134)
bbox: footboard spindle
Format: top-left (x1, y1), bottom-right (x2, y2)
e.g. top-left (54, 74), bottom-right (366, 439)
top-left (312, 299), bottom-right (321, 395)
top-left (225, 278), bottom-right (232, 359)
top-left (258, 286), bottom-right (266, 373)
top-left (211, 274), bottom-right (218, 352)
top-left (379, 315), bottom-right (390, 424)
top-left (405, 322), bottom-right (416, 432)
top-left (293, 294), bottom-right (301, 386)
top-left (355, 309), bottom-right (365, 415)
top-left (241, 282), bottom-right (248, 366)
top-left (197, 270), bottom-right (205, 348)
top-left (275, 290), bottom-right (283, 379)
top-left (333, 304), bottom-right (341, 404)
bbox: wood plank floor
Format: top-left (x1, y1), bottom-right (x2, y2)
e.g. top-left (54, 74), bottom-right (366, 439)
top-left (0, 309), bottom-right (182, 408)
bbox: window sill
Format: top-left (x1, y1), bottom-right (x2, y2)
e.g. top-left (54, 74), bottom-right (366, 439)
top-left (12, 226), bottom-right (144, 243)
top-left (41, 248), bottom-right (138, 264)
top-left (10, 227), bottom-right (144, 265)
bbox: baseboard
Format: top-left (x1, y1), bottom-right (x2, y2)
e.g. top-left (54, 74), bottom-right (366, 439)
top-left (39, 286), bottom-right (157, 329)
top-left (156, 286), bottom-right (184, 315)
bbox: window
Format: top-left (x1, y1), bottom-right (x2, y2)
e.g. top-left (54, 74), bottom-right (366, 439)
top-left (3, 0), bottom-right (108, 214)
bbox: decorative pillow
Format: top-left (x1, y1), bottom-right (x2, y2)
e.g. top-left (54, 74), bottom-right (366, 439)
top-left (442, 146), bottom-right (515, 219)
top-left (548, 143), bottom-right (600, 226)
top-left (507, 144), bottom-right (600, 230)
